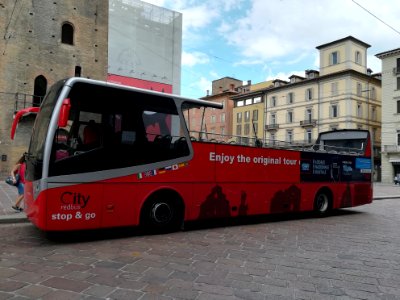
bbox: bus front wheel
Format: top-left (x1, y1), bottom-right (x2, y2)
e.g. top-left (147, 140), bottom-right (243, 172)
top-left (141, 192), bottom-right (183, 232)
top-left (314, 190), bottom-right (331, 216)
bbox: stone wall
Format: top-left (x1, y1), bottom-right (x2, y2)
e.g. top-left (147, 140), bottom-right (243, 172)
top-left (0, 0), bottom-right (108, 175)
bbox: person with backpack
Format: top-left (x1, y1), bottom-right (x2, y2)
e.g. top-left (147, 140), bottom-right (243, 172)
top-left (10, 155), bottom-right (26, 212)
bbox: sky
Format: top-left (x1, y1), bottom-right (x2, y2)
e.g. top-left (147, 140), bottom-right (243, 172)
top-left (144, 0), bottom-right (400, 99)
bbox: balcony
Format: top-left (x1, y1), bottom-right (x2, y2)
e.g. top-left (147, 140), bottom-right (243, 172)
top-left (393, 67), bottom-right (400, 75)
top-left (300, 119), bottom-right (317, 127)
top-left (384, 145), bottom-right (400, 153)
top-left (265, 124), bottom-right (279, 131)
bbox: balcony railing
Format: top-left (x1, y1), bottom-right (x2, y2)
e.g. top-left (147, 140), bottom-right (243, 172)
top-left (300, 119), bottom-right (317, 127)
top-left (393, 67), bottom-right (400, 75)
top-left (265, 124), bottom-right (279, 131)
top-left (13, 93), bottom-right (43, 113)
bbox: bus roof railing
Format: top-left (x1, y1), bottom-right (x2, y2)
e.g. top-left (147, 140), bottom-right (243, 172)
top-left (188, 131), bottom-right (364, 155)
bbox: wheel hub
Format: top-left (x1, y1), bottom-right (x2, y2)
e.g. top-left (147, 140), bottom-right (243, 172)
top-left (151, 202), bottom-right (172, 224)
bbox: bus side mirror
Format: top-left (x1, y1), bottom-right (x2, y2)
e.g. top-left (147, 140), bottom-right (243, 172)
top-left (58, 98), bottom-right (71, 128)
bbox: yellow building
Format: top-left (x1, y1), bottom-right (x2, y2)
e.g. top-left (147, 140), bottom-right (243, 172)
top-left (231, 90), bottom-right (265, 145)
top-left (232, 36), bottom-right (381, 178)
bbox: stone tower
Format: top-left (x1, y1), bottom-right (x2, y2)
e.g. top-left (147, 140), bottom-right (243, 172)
top-left (0, 0), bottom-right (108, 174)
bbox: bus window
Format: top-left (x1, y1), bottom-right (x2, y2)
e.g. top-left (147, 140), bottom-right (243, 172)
top-left (48, 82), bottom-right (191, 177)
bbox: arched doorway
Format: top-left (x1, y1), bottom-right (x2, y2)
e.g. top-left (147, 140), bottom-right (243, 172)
top-left (33, 75), bottom-right (47, 107)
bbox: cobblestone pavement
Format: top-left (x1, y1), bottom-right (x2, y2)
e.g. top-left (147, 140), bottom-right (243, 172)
top-left (0, 198), bottom-right (400, 299)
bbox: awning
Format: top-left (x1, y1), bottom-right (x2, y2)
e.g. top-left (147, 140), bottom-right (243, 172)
top-left (389, 158), bottom-right (400, 165)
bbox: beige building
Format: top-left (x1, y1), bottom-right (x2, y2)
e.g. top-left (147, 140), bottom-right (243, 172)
top-left (231, 36), bottom-right (381, 178)
top-left (376, 48), bottom-right (400, 183)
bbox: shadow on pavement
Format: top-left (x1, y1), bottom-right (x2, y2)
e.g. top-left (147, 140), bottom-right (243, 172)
top-left (42, 208), bottom-right (362, 244)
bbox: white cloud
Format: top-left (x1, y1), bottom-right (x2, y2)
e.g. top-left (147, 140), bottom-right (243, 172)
top-left (180, 5), bottom-right (219, 30)
top-left (219, 0), bottom-right (400, 67)
top-left (221, 0), bottom-right (244, 11)
top-left (265, 70), bottom-right (305, 82)
top-left (182, 51), bottom-right (210, 67)
top-left (190, 76), bottom-right (212, 96)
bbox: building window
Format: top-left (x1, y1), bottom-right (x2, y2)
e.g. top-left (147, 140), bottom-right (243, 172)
top-left (397, 58), bottom-right (400, 73)
top-left (331, 82), bottom-right (338, 96)
top-left (287, 111), bottom-right (293, 123)
top-left (287, 92), bottom-right (294, 104)
top-left (253, 110), bottom-right (258, 121)
top-left (236, 124), bottom-right (242, 135)
top-left (271, 96), bottom-right (277, 107)
top-left (253, 123), bottom-right (258, 135)
top-left (237, 100), bottom-right (244, 107)
top-left (220, 127), bottom-right (225, 135)
top-left (270, 133), bottom-right (276, 145)
top-left (397, 131), bottom-right (400, 146)
top-left (245, 98), bottom-right (252, 105)
top-left (75, 66), bottom-right (81, 77)
top-left (254, 96), bottom-right (261, 103)
top-left (306, 88), bottom-right (313, 101)
top-left (306, 108), bottom-right (312, 121)
top-left (397, 77), bottom-right (400, 90)
top-left (355, 51), bottom-right (361, 64)
top-left (220, 113), bottom-right (225, 123)
top-left (370, 87), bottom-right (376, 100)
top-left (330, 51), bottom-right (339, 65)
top-left (331, 104), bottom-right (338, 118)
top-left (397, 100), bottom-right (400, 114)
top-left (244, 124), bottom-right (250, 135)
top-left (61, 22), bottom-right (74, 45)
top-left (237, 112), bottom-right (242, 123)
top-left (33, 75), bottom-right (47, 107)
top-left (270, 113), bottom-right (276, 125)
top-left (244, 111), bottom-right (250, 122)
top-left (287, 130), bottom-right (293, 144)
top-left (371, 107), bottom-right (377, 121)
top-left (372, 127), bottom-right (377, 142)
top-left (211, 115), bottom-right (216, 123)
top-left (306, 129), bottom-right (312, 144)
top-left (357, 83), bottom-right (362, 96)
top-left (357, 103), bottom-right (363, 118)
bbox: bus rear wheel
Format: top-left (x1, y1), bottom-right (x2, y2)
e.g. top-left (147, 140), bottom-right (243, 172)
top-left (141, 193), bottom-right (183, 232)
top-left (314, 191), bottom-right (331, 216)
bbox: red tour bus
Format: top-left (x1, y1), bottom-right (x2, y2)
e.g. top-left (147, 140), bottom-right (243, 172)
top-left (12, 77), bottom-right (373, 232)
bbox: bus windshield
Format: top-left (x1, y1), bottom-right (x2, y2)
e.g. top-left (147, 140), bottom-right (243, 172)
top-left (28, 80), bottom-right (64, 161)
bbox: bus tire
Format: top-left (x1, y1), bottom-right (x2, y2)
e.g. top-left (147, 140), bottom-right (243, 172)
top-left (313, 189), bottom-right (331, 216)
top-left (140, 191), bottom-right (183, 232)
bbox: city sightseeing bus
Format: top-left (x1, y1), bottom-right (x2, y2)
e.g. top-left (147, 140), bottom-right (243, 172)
top-left (11, 77), bottom-right (373, 232)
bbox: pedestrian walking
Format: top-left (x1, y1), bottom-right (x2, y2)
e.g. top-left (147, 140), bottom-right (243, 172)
top-left (10, 154), bottom-right (26, 212)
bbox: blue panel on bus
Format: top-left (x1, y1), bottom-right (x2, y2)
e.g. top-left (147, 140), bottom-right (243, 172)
top-left (355, 157), bottom-right (371, 170)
